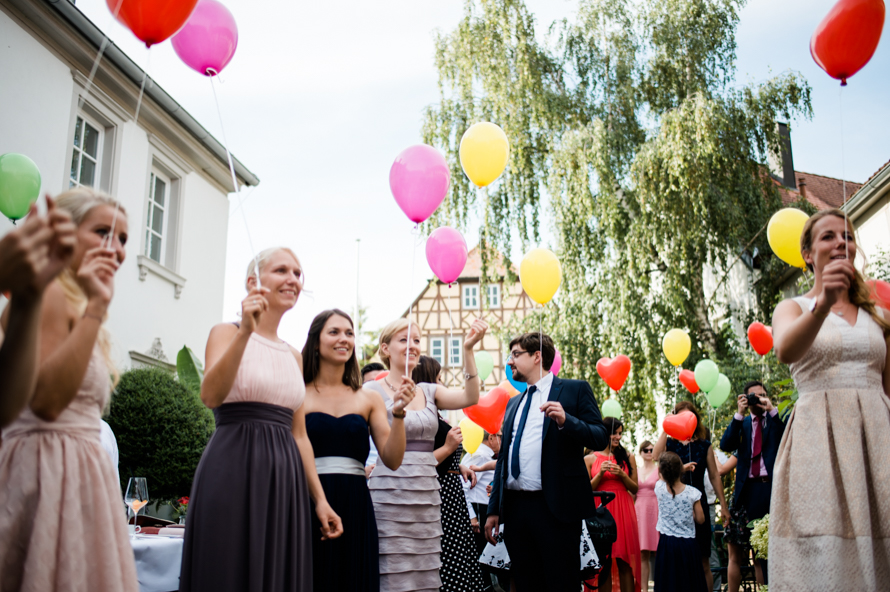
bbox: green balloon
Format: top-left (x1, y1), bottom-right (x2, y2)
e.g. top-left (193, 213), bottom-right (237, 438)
top-left (0, 153), bottom-right (41, 222)
top-left (707, 373), bottom-right (732, 408)
top-left (694, 359), bottom-right (719, 393)
top-left (474, 351), bottom-right (494, 382)
top-left (602, 398), bottom-right (623, 419)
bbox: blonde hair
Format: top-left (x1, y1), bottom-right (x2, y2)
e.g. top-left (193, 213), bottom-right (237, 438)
top-left (244, 247), bottom-right (302, 291)
top-left (378, 318), bottom-right (411, 368)
top-left (54, 187), bottom-right (127, 387)
top-left (800, 209), bottom-right (890, 337)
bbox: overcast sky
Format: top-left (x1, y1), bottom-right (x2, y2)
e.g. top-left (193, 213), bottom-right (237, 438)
top-left (75, 0), bottom-right (889, 351)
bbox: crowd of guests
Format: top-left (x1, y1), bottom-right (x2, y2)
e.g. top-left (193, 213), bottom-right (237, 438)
top-left (0, 190), bottom-right (887, 592)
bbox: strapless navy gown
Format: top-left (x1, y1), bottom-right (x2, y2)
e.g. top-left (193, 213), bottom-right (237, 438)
top-left (306, 412), bottom-right (379, 592)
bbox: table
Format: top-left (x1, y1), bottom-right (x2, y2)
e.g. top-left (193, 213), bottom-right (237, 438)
top-left (131, 535), bottom-right (184, 592)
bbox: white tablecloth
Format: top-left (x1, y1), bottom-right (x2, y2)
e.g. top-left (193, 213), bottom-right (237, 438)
top-left (131, 536), bottom-right (184, 592)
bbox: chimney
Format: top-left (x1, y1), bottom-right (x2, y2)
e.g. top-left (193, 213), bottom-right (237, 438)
top-left (768, 122), bottom-right (796, 189)
top-left (798, 177), bottom-right (808, 200)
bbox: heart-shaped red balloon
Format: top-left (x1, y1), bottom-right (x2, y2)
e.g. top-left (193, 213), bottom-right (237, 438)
top-left (679, 369), bottom-right (699, 394)
top-left (747, 322), bottom-right (774, 356)
top-left (663, 411), bottom-right (697, 441)
top-left (810, 0), bottom-right (886, 86)
top-left (596, 355), bottom-right (631, 392)
top-left (869, 279), bottom-right (890, 310)
top-left (109, 0), bottom-right (201, 47)
top-left (464, 387), bottom-right (510, 434)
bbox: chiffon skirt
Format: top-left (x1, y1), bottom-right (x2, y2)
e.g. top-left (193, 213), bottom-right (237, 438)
top-left (0, 428), bottom-right (138, 592)
top-left (179, 402), bottom-right (312, 592)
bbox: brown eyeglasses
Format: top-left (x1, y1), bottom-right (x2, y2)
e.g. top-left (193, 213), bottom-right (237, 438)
top-left (642, 448), bottom-right (654, 453)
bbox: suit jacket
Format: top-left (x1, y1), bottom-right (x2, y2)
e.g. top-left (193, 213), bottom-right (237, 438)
top-left (720, 410), bottom-right (786, 505)
top-left (487, 376), bottom-right (608, 524)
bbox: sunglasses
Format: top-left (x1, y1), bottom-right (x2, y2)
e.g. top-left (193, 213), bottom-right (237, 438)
top-left (642, 448), bottom-right (654, 453)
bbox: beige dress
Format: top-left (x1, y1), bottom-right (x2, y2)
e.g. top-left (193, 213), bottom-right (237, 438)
top-left (770, 298), bottom-right (890, 591)
top-left (0, 348), bottom-right (138, 592)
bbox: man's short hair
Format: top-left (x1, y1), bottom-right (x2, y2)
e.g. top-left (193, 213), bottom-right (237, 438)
top-left (507, 332), bottom-right (556, 371)
top-left (361, 362), bottom-right (385, 379)
top-left (742, 380), bottom-right (767, 396)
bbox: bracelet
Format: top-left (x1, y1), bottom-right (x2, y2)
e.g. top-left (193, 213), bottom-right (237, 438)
top-left (82, 312), bottom-right (104, 323)
top-left (392, 410), bottom-right (406, 419)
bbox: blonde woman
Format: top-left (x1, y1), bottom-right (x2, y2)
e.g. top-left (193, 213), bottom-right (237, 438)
top-left (771, 209), bottom-right (890, 591)
top-left (0, 188), bottom-right (137, 591)
top-left (180, 248), bottom-right (343, 592)
top-left (367, 317), bottom-right (488, 592)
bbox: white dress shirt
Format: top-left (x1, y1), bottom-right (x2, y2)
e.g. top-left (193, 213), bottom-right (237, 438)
top-left (99, 419), bottom-right (120, 491)
top-left (506, 372), bottom-right (553, 492)
top-left (461, 442), bottom-right (496, 505)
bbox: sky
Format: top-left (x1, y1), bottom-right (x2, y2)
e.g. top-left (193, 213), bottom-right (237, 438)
top-left (74, 0), bottom-right (890, 352)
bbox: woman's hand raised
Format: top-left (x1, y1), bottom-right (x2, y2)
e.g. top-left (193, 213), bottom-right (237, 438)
top-left (239, 287), bottom-right (270, 333)
top-left (76, 247), bottom-right (119, 308)
top-left (463, 318), bottom-right (489, 350)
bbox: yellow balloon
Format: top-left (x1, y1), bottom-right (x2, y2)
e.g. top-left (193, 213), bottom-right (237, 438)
top-left (662, 329), bottom-right (691, 367)
top-left (520, 248), bottom-right (562, 305)
top-left (459, 417), bottom-right (484, 454)
top-left (459, 122), bottom-right (510, 187)
top-left (767, 208), bottom-right (809, 269)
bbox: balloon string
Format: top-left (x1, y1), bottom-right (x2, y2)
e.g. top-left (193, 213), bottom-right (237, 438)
top-left (445, 287), bottom-right (454, 378)
top-left (209, 74), bottom-right (261, 289)
top-left (404, 225), bottom-right (419, 384)
top-left (539, 305), bottom-right (543, 384)
top-left (839, 86), bottom-right (848, 260)
top-left (133, 48), bottom-right (150, 129)
top-left (78, 0), bottom-right (123, 111)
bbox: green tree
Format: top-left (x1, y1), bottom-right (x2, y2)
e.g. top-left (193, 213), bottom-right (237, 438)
top-left (423, 0), bottom-right (812, 433)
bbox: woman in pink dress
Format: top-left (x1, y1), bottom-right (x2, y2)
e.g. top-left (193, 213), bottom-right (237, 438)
top-left (586, 417), bottom-right (641, 592)
top-left (635, 440), bottom-right (659, 589)
top-left (0, 188), bottom-right (138, 592)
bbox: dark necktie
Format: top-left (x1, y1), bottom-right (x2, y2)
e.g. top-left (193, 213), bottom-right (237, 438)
top-left (510, 385), bottom-right (537, 479)
top-left (751, 416), bottom-right (762, 477)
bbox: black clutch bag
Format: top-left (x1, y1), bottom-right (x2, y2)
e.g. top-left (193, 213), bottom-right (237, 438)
top-left (585, 491), bottom-right (618, 559)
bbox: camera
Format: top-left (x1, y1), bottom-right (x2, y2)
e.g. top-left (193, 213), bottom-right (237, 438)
top-left (746, 392), bottom-right (761, 411)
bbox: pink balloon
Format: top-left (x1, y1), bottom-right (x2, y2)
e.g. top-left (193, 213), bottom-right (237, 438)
top-left (171, 0), bottom-right (238, 76)
top-left (389, 145), bottom-right (450, 224)
top-left (551, 349), bottom-right (562, 376)
top-left (426, 227), bottom-right (468, 284)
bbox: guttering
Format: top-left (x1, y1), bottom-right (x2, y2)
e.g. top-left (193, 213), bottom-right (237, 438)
top-left (46, 0), bottom-right (259, 188)
top-left (842, 163), bottom-right (890, 222)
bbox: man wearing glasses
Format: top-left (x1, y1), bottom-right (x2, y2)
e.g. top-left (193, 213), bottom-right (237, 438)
top-left (485, 333), bottom-right (608, 592)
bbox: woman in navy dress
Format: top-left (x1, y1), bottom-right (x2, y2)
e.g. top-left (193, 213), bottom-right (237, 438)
top-left (302, 309), bottom-right (413, 592)
top-left (653, 401), bottom-right (729, 592)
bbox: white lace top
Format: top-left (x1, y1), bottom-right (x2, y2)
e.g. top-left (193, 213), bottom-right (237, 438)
top-left (655, 480), bottom-right (701, 538)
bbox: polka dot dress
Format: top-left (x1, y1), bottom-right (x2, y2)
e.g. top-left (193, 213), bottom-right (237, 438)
top-left (437, 445), bottom-right (486, 592)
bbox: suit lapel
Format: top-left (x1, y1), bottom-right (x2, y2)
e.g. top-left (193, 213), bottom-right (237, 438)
top-left (542, 376), bottom-right (563, 436)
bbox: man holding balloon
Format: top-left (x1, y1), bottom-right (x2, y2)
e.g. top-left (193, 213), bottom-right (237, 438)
top-left (485, 332), bottom-right (608, 592)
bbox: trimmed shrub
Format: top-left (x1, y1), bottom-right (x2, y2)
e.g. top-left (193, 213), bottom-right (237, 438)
top-left (108, 367), bottom-right (215, 503)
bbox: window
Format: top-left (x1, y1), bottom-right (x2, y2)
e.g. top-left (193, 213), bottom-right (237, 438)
top-left (145, 169), bottom-right (171, 264)
top-left (69, 115), bottom-right (103, 188)
top-left (463, 284), bottom-right (479, 309)
top-left (430, 337), bottom-right (445, 365)
top-left (449, 337), bottom-right (462, 367)
top-left (487, 285), bottom-right (501, 307)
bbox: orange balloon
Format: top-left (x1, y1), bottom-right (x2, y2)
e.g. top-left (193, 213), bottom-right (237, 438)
top-left (499, 380), bottom-right (520, 398)
top-left (109, 0), bottom-right (200, 47)
top-left (464, 387), bottom-right (510, 434)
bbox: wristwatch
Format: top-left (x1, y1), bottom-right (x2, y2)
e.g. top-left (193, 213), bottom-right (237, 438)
top-left (809, 297), bottom-right (828, 320)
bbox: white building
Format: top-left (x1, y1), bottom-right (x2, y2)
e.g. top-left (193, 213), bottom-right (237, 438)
top-left (0, 0), bottom-right (259, 370)
top-left (845, 160), bottom-right (890, 265)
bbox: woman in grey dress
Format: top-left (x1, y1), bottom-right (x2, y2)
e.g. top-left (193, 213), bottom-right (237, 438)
top-left (367, 316), bottom-right (488, 592)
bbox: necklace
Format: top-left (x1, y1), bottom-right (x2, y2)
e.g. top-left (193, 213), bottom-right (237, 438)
top-left (383, 378), bottom-right (397, 392)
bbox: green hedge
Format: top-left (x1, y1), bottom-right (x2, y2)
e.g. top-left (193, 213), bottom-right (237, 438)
top-left (108, 367), bottom-right (215, 503)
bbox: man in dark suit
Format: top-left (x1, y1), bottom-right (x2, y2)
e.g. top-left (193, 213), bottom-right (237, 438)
top-left (484, 332), bottom-right (608, 592)
top-left (720, 380), bottom-right (786, 592)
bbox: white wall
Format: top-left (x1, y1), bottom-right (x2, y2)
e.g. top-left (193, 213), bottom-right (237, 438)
top-left (1, 9), bottom-right (231, 369)
top-left (856, 199), bottom-right (890, 266)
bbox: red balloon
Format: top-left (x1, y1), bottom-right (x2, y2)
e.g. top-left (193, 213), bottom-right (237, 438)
top-left (109, 0), bottom-right (200, 47)
top-left (596, 355), bottom-right (632, 392)
top-left (747, 322), bottom-right (774, 356)
top-left (375, 371), bottom-right (390, 382)
top-left (869, 279), bottom-right (890, 309)
top-left (679, 369), bottom-right (700, 394)
top-left (464, 387), bottom-right (510, 434)
top-left (810, 0), bottom-right (886, 85)
top-left (663, 411), bottom-right (698, 442)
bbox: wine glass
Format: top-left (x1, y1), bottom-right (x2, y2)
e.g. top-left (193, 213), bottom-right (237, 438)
top-left (125, 477), bottom-right (149, 536)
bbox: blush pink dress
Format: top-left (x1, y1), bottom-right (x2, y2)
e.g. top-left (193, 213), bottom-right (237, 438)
top-left (635, 466), bottom-right (660, 551)
top-left (0, 348), bottom-right (138, 592)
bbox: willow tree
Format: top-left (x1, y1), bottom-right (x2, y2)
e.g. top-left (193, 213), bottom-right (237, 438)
top-left (423, 0), bottom-right (812, 431)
